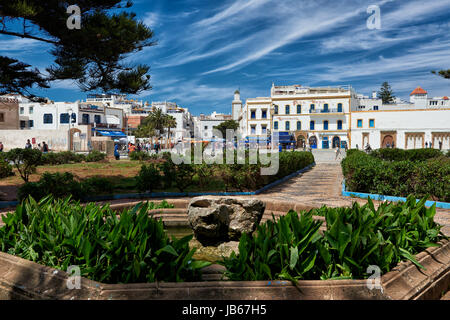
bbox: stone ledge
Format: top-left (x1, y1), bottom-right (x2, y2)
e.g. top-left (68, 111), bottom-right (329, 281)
top-left (0, 240), bottom-right (448, 300)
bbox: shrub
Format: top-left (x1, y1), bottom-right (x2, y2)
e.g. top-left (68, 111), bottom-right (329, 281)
top-left (173, 162), bottom-right (196, 192)
top-left (342, 150), bottom-right (450, 202)
top-left (129, 151), bottom-right (151, 161)
top-left (41, 151), bottom-right (86, 165)
top-left (85, 150), bottom-right (106, 162)
top-left (0, 197), bottom-right (210, 283)
top-left (5, 148), bottom-right (42, 182)
top-left (221, 197), bottom-right (446, 281)
top-left (17, 172), bottom-right (88, 201)
top-left (136, 163), bottom-right (162, 193)
top-left (370, 148), bottom-right (443, 161)
top-left (83, 176), bottom-right (114, 195)
top-left (0, 159), bottom-right (14, 179)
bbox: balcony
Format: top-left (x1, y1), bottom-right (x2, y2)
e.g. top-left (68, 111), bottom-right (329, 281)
top-left (309, 108), bottom-right (343, 114)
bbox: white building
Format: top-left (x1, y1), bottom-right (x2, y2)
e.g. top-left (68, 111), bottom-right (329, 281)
top-left (239, 84), bottom-right (356, 148)
top-left (351, 86), bottom-right (450, 150)
top-left (193, 112), bottom-right (232, 140)
top-left (237, 84), bottom-right (450, 150)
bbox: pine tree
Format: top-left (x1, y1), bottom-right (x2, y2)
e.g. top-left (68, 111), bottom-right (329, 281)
top-left (432, 70), bottom-right (450, 79)
top-left (0, 1), bottom-right (155, 100)
top-left (377, 82), bottom-right (395, 104)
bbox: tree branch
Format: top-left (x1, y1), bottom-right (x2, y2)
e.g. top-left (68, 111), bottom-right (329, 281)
top-left (0, 30), bottom-right (58, 44)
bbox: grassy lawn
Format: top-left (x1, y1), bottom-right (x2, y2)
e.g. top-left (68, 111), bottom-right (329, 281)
top-left (0, 160), bottom-right (230, 200)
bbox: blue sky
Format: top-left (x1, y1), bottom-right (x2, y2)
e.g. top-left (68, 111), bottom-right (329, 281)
top-left (1, 0), bottom-right (450, 115)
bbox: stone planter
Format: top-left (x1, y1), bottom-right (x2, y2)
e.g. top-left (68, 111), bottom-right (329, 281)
top-left (0, 240), bottom-right (448, 300)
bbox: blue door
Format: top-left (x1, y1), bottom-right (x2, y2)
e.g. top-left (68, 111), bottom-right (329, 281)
top-left (322, 137), bottom-right (329, 149)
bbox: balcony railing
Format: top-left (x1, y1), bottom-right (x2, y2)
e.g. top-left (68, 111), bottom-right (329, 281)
top-left (309, 108), bottom-right (343, 114)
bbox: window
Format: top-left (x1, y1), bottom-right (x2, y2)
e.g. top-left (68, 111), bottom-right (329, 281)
top-left (310, 104), bottom-right (315, 111)
top-left (0, 113), bottom-right (4, 122)
top-left (262, 125), bottom-right (267, 134)
top-left (337, 120), bottom-right (343, 130)
top-left (274, 121), bottom-right (278, 130)
top-left (60, 113), bottom-right (70, 124)
top-left (262, 110), bottom-right (267, 119)
top-left (94, 115), bottom-right (101, 124)
top-left (43, 113), bottom-right (53, 124)
top-left (310, 121), bottom-right (315, 130)
top-left (357, 119), bottom-right (363, 128)
top-left (20, 107), bottom-right (24, 115)
top-left (204, 126), bottom-right (208, 130)
top-left (297, 105), bottom-right (301, 114)
top-left (323, 120), bottom-right (329, 130)
top-left (82, 114), bottom-right (89, 124)
top-left (251, 125), bottom-right (256, 134)
top-left (251, 110), bottom-right (256, 119)
top-left (20, 120), bottom-right (26, 129)
top-left (337, 103), bottom-right (343, 112)
top-left (29, 106), bottom-right (34, 114)
top-left (297, 121), bottom-right (301, 130)
top-left (285, 105), bottom-right (290, 115)
top-left (285, 121), bottom-right (290, 131)
top-left (274, 105), bottom-right (278, 114)
top-left (373, 105), bottom-right (379, 110)
top-left (369, 119), bottom-right (375, 128)
top-left (71, 113), bottom-right (76, 123)
top-left (29, 120), bottom-right (34, 128)
top-left (323, 104), bottom-right (329, 112)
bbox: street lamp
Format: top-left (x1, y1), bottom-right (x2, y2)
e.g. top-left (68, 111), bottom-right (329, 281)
top-left (67, 108), bottom-right (74, 152)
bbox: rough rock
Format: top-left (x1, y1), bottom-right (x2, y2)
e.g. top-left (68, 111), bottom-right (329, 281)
top-left (187, 197), bottom-right (265, 245)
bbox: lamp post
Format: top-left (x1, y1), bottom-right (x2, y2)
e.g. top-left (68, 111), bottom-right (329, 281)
top-left (270, 106), bottom-right (275, 149)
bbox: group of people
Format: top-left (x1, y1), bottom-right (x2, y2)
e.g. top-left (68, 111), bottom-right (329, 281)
top-left (24, 139), bottom-right (49, 153)
top-left (425, 141), bottom-right (444, 150)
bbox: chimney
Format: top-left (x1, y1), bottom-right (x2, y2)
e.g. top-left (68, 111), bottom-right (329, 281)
top-left (372, 91), bottom-right (377, 99)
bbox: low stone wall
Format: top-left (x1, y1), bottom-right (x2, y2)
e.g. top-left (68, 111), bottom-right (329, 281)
top-left (0, 240), bottom-right (448, 300)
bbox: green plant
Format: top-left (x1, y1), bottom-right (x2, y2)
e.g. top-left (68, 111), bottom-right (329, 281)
top-left (0, 158), bottom-right (14, 179)
top-left (221, 197), bottom-right (446, 281)
top-left (17, 172), bottom-right (88, 201)
top-left (5, 148), bottom-right (42, 182)
top-left (82, 176), bottom-right (114, 195)
top-left (41, 151), bottom-right (86, 165)
top-left (173, 161), bottom-right (196, 192)
top-left (85, 150), bottom-right (106, 162)
top-left (0, 197), bottom-right (210, 283)
top-left (136, 163), bottom-right (162, 193)
top-left (129, 151), bottom-right (151, 161)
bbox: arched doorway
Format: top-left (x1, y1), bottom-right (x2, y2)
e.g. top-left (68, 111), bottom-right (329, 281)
top-left (297, 135), bottom-right (306, 148)
top-left (309, 136), bottom-right (317, 149)
top-left (332, 136), bottom-right (341, 148)
top-left (69, 128), bottom-right (82, 151)
top-left (382, 135), bottom-right (394, 148)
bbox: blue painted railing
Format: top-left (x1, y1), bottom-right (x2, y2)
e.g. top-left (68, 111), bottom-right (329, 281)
top-left (342, 179), bottom-right (450, 209)
top-left (0, 163), bottom-right (315, 209)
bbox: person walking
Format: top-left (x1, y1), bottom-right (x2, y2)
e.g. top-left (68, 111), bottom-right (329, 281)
top-left (42, 142), bottom-right (49, 153)
top-left (114, 143), bottom-right (120, 160)
top-left (25, 139), bottom-right (32, 149)
top-left (425, 142), bottom-right (428, 148)
top-left (335, 146), bottom-right (341, 160)
top-left (439, 140), bottom-right (443, 150)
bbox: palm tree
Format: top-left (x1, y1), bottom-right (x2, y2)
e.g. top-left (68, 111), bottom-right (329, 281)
top-left (165, 115), bottom-right (177, 149)
top-left (143, 108), bottom-right (166, 144)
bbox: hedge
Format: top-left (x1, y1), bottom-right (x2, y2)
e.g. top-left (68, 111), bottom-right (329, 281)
top-left (369, 148), bottom-right (444, 162)
top-left (342, 150), bottom-right (450, 202)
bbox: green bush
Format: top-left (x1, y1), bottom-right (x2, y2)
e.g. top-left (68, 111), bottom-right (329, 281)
top-left (41, 151), bottom-right (86, 165)
top-left (0, 197), bottom-right (210, 283)
top-left (129, 151), bottom-right (151, 161)
top-left (83, 176), bottom-right (114, 195)
top-left (17, 172), bottom-right (88, 201)
top-left (221, 197), bottom-right (446, 281)
top-left (342, 150), bottom-right (450, 202)
top-left (5, 148), bottom-right (42, 182)
top-left (85, 150), bottom-right (106, 162)
top-left (136, 163), bottom-right (162, 193)
top-left (370, 148), bottom-right (443, 161)
top-left (0, 159), bottom-right (14, 179)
